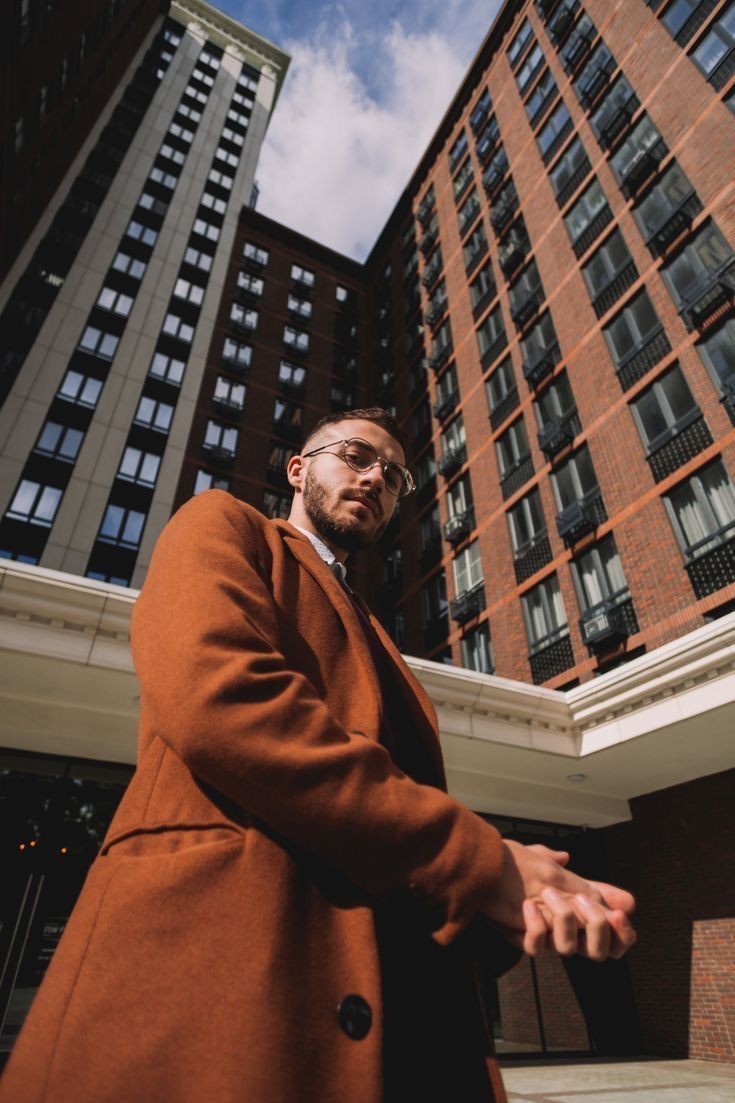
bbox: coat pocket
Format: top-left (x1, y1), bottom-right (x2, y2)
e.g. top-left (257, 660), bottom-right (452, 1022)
top-left (99, 821), bottom-right (247, 859)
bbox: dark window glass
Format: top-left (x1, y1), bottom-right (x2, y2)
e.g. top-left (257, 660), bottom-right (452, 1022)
top-left (582, 231), bottom-right (634, 297)
top-left (537, 102), bottom-right (571, 157)
top-left (661, 223), bottom-right (734, 307)
top-left (632, 364), bottom-right (699, 449)
top-left (549, 137), bottom-right (589, 197)
top-left (563, 179), bottom-right (609, 244)
top-left (604, 291), bottom-right (662, 364)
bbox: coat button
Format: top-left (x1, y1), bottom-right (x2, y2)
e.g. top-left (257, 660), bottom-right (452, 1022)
top-left (337, 994), bottom-right (372, 1040)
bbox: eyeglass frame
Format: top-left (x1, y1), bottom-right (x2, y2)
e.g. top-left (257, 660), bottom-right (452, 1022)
top-left (301, 437), bottom-right (415, 498)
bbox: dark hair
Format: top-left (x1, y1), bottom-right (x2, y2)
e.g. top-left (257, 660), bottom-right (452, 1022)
top-left (303, 407), bottom-right (407, 454)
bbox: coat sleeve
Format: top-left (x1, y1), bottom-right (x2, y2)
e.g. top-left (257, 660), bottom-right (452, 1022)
top-left (131, 490), bottom-right (505, 945)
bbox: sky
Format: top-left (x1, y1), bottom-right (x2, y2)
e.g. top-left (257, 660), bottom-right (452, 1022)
top-left (218, 1), bottom-right (505, 260)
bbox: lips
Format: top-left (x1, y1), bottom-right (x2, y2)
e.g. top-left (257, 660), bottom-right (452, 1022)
top-left (346, 494), bottom-right (380, 519)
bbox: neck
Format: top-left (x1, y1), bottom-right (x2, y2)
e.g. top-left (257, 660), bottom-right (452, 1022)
top-left (288, 514), bottom-right (350, 563)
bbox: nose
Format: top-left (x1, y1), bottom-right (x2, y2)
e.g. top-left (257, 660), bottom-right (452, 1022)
top-left (358, 462), bottom-right (387, 495)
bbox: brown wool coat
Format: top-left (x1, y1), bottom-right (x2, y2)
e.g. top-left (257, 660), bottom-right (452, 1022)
top-left (1, 490), bottom-right (511, 1103)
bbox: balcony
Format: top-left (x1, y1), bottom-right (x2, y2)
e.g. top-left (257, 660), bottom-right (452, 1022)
top-left (580, 598), bottom-right (632, 647)
top-left (201, 443), bottom-right (235, 467)
top-left (548, 0), bottom-right (579, 43)
top-left (618, 138), bottom-right (668, 198)
top-left (443, 508), bottom-right (474, 545)
top-left (482, 163), bottom-right (508, 198)
top-left (419, 227), bottom-right (439, 256)
top-left (590, 259), bottom-right (638, 319)
top-left (422, 257), bottom-right (442, 289)
top-left (510, 286), bottom-right (543, 329)
top-left (529, 633), bottom-right (575, 685)
top-left (679, 260), bottom-right (735, 333)
top-left (417, 196), bottom-right (435, 227)
top-left (490, 196), bottom-right (518, 235)
top-left (499, 236), bottom-right (528, 277)
top-left (572, 205), bottom-right (613, 259)
top-left (450, 585), bottom-right (485, 625)
top-left (212, 395), bottom-right (243, 417)
top-left (489, 387), bottom-right (520, 431)
top-left (561, 24), bottom-right (596, 74)
top-left (597, 90), bottom-right (641, 151)
top-left (556, 489), bottom-right (607, 546)
top-left (538, 412), bottom-right (577, 459)
top-left (429, 341), bottom-right (453, 372)
top-left (432, 390), bottom-right (459, 422)
top-left (577, 54), bottom-right (617, 110)
top-left (437, 442), bottom-right (467, 477)
top-left (514, 533), bottom-right (553, 584)
top-left (685, 531), bottom-right (735, 600)
top-left (643, 191), bottom-right (703, 258)
top-left (425, 301), bottom-right (446, 328)
top-left (522, 342), bottom-right (560, 388)
top-left (500, 455), bottom-right (535, 500)
top-left (616, 325), bottom-right (672, 392)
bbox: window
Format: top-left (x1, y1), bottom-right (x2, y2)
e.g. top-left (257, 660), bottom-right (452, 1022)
top-left (661, 223), bottom-right (734, 310)
top-left (453, 542), bottom-right (484, 594)
top-left (449, 130), bottom-right (468, 170)
top-left (631, 364), bottom-right (700, 451)
top-left (291, 264), bottom-right (315, 288)
top-left (517, 43), bottom-right (544, 94)
top-left (508, 490), bottom-right (547, 555)
top-left (173, 278), bottom-right (205, 306)
top-left (222, 338), bottom-right (252, 369)
top-left (191, 67), bottom-right (215, 86)
top-left (633, 163), bottom-right (698, 242)
top-left (574, 42), bottom-right (616, 104)
top-left (463, 223), bottom-right (488, 268)
top-left (214, 376), bottom-right (246, 409)
top-left (221, 126), bottom-right (244, 146)
top-left (230, 303), bottom-right (258, 331)
top-left (168, 122), bottom-right (194, 143)
top-left (412, 399), bottom-right (432, 439)
top-left (441, 416), bottom-right (466, 457)
top-left (590, 75), bottom-right (638, 141)
top-left (572, 536), bottom-right (629, 611)
top-left (283, 326), bottom-right (309, 352)
top-left (267, 443), bottom-right (297, 470)
top-left (521, 311), bottom-right (559, 363)
top-left (6, 480), bottom-right (62, 526)
top-left (508, 18), bottom-right (533, 66)
top-left (476, 305), bottom-right (506, 364)
top-left (537, 102), bottom-right (571, 160)
top-left (665, 460), bottom-right (735, 558)
top-left (111, 252), bottom-right (146, 279)
top-left (691, 5), bottom-right (735, 84)
top-left (470, 88), bottom-right (492, 130)
top-left (162, 313), bottom-right (195, 343)
top-left (415, 452), bottom-right (437, 490)
top-left (435, 364), bottom-right (458, 406)
top-left (134, 396), bottom-right (173, 432)
top-left (447, 474), bottom-right (473, 519)
top-left (227, 108), bottom-right (250, 128)
top-left (336, 285), bottom-right (357, 307)
top-left (201, 192), bottom-right (226, 214)
top-left (486, 357), bottom-right (517, 412)
top-left (496, 418), bottom-right (530, 477)
top-left (278, 360), bottom-right (307, 391)
top-left (98, 505), bottom-right (146, 548)
top-left (263, 491), bottom-right (291, 520)
top-left (160, 142), bottom-right (186, 164)
top-left (534, 371), bottom-right (577, 428)
top-left (422, 572), bottom-right (448, 625)
top-left (552, 447), bottom-right (600, 509)
top-left (242, 240), bottom-right (269, 265)
top-left (149, 166), bottom-right (178, 190)
top-left (184, 246), bottom-right (213, 272)
top-left (208, 168), bottom-right (233, 190)
top-left (273, 398), bottom-right (303, 427)
top-left (470, 262), bottom-right (496, 309)
top-left (698, 319), bottom-right (735, 390)
top-left (609, 116), bottom-right (664, 185)
top-left (549, 136), bottom-right (590, 201)
top-left (563, 179), bottom-right (609, 247)
top-left (192, 218), bottom-right (220, 242)
top-left (509, 261), bottom-right (543, 316)
top-left (476, 116), bottom-right (500, 161)
top-left (484, 146), bottom-right (509, 190)
top-left (204, 421), bottom-right (238, 454)
top-left (461, 624), bottom-right (494, 674)
top-left (96, 287), bottom-right (134, 316)
top-left (527, 69), bottom-right (557, 123)
top-left (458, 189), bottom-right (480, 234)
top-left (57, 370), bottom-right (102, 408)
top-left (78, 326), bottom-right (119, 360)
top-left (287, 294), bottom-right (313, 319)
top-left (178, 104), bottom-right (201, 123)
top-left (582, 230), bottom-right (636, 302)
top-left (33, 420), bottom-right (83, 462)
top-left (603, 291), bottom-right (664, 367)
top-left (237, 272), bottom-right (264, 297)
top-left (453, 158), bottom-right (474, 199)
top-left (522, 575), bottom-right (568, 651)
top-left (117, 447), bottom-right (161, 486)
top-left (331, 383), bottom-right (355, 409)
top-left (420, 506), bottom-right (441, 550)
top-left (125, 220), bottom-right (158, 246)
top-left (148, 352), bottom-right (185, 385)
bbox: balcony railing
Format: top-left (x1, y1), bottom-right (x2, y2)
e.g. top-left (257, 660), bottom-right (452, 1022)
top-left (499, 236), bottom-right (528, 277)
top-left (548, 0), bottom-right (579, 43)
top-left (425, 301), bottom-right (446, 328)
top-left (437, 443), bottom-right (467, 477)
top-left (429, 341), bottom-right (453, 372)
top-left (470, 100), bottom-right (491, 133)
top-left (489, 387), bottom-right (520, 431)
top-left (212, 395), bottom-right (244, 417)
top-left (580, 598), bottom-right (632, 647)
top-left (537, 412), bottom-right (578, 459)
top-left (643, 191), bottom-right (703, 258)
top-left (577, 53), bottom-right (617, 110)
top-left (480, 331), bottom-right (509, 370)
top-left (572, 205), bottom-right (613, 258)
top-left (679, 260), bottom-right (735, 333)
top-left (596, 90), bottom-right (641, 151)
top-left (556, 488), bottom-right (607, 546)
top-left (555, 156), bottom-right (592, 208)
top-left (590, 259), bottom-right (638, 319)
top-left (618, 138), bottom-right (668, 198)
top-left (514, 534), bottom-right (553, 584)
top-left (490, 196), bottom-right (518, 235)
top-left (616, 325), bottom-right (672, 392)
top-left (561, 23), bottom-right (596, 73)
top-left (510, 286), bottom-right (543, 329)
top-left (501, 455), bottom-right (535, 500)
top-left (422, 258), bottom-right (442, 288)
top-left (482, 162), bottom-right (508, 198)
top-left (443, 508), bottom-right (474, 545)
top-left (450, 585), bottom-right (485, 625)
top-left (419, 227), bottom-right (439, 255)
top-left (202, 443), bottom-right (236, 466)
top-left (432, 390), bottom-right (459, 422)
top-left (522, 342), bottom-right (560, 388)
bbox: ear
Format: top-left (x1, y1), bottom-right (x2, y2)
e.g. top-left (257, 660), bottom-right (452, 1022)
top-left (286, 454), bottom-right (306, 491)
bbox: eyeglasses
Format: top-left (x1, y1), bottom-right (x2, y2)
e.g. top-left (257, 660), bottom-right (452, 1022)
top-left (302, 437), bottom-right (415, 498)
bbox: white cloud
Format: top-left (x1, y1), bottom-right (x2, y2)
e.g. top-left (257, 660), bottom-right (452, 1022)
top-left (256, 17), bottom-right (475, 261)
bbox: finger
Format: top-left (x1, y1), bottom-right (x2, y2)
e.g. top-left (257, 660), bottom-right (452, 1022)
top-left (540, 888), bottom-right (578, 956)
top-left (588, 880), bottom-right (636, 915)
top-left (522, 899), bottom-right (548, 957)
top-left (606, 908), bottom-right (637, 959)
top-left (573, 895), bottom-right (610, 962)
top-left (527, 844), bottom-right (570, 866)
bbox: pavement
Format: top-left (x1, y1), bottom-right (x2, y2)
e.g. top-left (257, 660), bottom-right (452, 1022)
top-left (501, 1058), bottom-right (735, 1102)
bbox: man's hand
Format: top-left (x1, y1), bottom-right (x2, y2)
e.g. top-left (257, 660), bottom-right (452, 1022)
top-left (480, 841), bottom-right (636, 962)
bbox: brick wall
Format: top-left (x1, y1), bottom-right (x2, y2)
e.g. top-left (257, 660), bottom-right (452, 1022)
top-left (498, 951), bottom-right (590, 1051)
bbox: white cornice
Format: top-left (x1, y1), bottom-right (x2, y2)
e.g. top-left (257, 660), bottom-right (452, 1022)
top-left (2, 560), bottom-right (734, 826)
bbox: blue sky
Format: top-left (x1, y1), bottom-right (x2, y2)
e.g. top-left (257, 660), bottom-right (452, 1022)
top-left (217, 1), bottom-right (504, 259)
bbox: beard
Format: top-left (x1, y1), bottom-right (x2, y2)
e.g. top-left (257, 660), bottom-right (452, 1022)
top-left (303, 468), bottom-right (386, 552)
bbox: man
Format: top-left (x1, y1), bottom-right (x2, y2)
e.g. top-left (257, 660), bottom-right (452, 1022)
top-left (1, 408), bottom-right (635, 1103)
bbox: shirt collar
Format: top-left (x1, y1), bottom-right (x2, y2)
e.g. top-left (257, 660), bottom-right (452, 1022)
top-left (293, 526), bottom-right (348, 585)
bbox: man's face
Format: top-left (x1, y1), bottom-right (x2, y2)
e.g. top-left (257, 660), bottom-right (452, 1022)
top-left (297, 419), bottom-right (405, 553)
